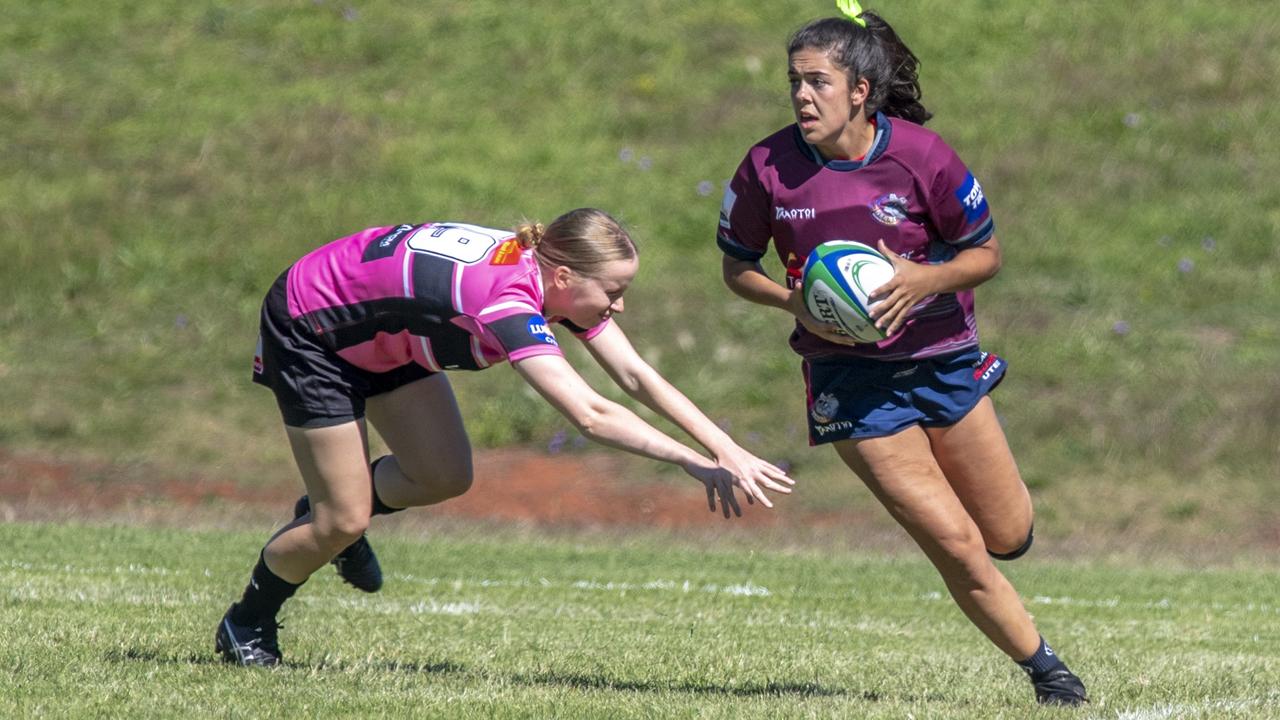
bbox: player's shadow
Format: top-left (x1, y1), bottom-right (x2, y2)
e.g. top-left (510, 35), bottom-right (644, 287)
top-left (507, 670), bottom-right (868, 700)
top-left (108, 649), bottom-right (891, 702)
top-left (105, 647), bottom-right (467, 676)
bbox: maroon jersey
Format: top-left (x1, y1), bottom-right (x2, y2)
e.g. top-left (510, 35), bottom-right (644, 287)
top-left (718, 113), bottom-right (995, 361)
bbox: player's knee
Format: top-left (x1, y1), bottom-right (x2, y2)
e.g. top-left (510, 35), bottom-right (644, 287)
top-left (929, 522), bottom-right (989, 567)
top-left (313, 512), bottom-right (369, 551)
top-left (400, 458), bottom-right (473, 503)
top-left (988, 524), bottom-right (1034, 561)
top-left (433, 462), bottom-right (473, 500)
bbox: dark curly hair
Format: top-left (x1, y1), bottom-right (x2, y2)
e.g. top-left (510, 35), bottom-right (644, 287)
top-left (787, 12), bottom-right (932, 125)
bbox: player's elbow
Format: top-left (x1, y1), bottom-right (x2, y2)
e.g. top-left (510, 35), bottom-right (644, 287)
top-left (565, 398), bottom-right (612, 438)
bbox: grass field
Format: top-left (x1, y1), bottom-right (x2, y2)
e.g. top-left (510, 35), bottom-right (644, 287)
top-left (3, 521), bottom-right (1277, 719)
top-left (3, 2), bottom-right (1278, 716)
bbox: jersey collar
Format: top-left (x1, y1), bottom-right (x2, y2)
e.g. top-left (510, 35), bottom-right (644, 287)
top-left (793, 111), bottom-right (892, 171)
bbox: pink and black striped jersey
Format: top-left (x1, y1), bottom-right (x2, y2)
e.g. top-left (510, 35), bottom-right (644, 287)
top-left (285, 222), bottom-right (607, 373)
top-left (718, 113), bottom-right (995, 361)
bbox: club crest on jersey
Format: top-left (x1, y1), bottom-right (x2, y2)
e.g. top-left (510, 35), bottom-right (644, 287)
top-left (954, 172), bottom-right (988, 222)
top-left (527, 317), bottom-right (558, 346)
top-left (490, 239), bottom-right (521, 265)
top-left (810, 392), bottom-right (840, 424)
top-left (869, 193), bottom-right (909, 226)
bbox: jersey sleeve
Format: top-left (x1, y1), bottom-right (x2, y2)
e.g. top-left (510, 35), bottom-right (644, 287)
top-left (472, 275), bottom-right (565, 363)
top-left (716, 152), bottom-right (772, 262)
top-left (926, 137), bottom-right (995, 249)
top-left (555, 316), bottom-right (611, 341)
top-left (482, 311), bottom-right (565, 363)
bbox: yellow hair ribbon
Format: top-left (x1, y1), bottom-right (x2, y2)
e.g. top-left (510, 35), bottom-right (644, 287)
top-left (835, 0), bottom-right (867, 27)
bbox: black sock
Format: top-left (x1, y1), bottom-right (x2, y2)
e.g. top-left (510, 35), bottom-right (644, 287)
top-left (370, 455), bottom-right (404, 516)
top-left (230, 552), bottom-right (303, 624)
top-left (1016, 636), bottom-right (1067, 679)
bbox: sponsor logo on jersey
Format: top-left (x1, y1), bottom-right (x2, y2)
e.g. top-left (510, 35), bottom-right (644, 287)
top-left (776, 206), bottom-right (816, 221)
top-left (954, 173), bottom-right (988, 223)
top-left (527, 317), bottom-right (558, 346)
top-left (362, 223), bottom-right (416, 262)
top-left (973, 351), bottom-right (1002, 381)
top-left (490, 239), bottom-right (521, 265)
top-left (810, 391), bottom-right (840, 424)
top-left (869, 192), bottom-right (909, 226)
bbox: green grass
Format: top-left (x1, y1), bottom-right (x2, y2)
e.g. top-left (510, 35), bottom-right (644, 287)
top-left (3, 522), bottom-right (1278, 718)
top-left (2, 4), bottom-right (1277, 544)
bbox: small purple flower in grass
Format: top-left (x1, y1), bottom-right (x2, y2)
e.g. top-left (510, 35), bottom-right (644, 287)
top-left (1201, 236), bottom-right (1216, 252)
top-left (637, 156), bottom-right (652, 171)
top-left (1123, 113), bottom-right (1143, 128)
top-left (342, 7), bottom-right (358, 21)
top-left (1157, 235), bottom-right (1172, 247)
top-left (619, 147), bottom-right (634, 163)
top-left (547, 430), bottom-right (567, 454)
top-left (570, 434), bottom-right (588, 450)
top-left (1178, 258), bottom-right (1195, 273)
top-left (1112, 320), bottom-right (1130, 336)
top-left (175, 314), bottom-right (189, 330)
top-left (697, 181), bottom-right (714, 197)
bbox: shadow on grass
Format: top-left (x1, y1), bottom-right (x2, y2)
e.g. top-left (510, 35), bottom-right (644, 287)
top-left (507, 671), bottom-right (867, 700)
top-left (105, 647), bottom-right (467, 676)
top-left (107, 649), bottom-right (887, 701)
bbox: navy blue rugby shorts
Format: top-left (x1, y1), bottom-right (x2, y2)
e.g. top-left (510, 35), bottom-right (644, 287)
top-left (802, 347), bottom-right (1006, 445)
top-left (252, 270), bottom-right (435, 428)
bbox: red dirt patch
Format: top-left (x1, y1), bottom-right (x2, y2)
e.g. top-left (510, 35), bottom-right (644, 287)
top-left (0, 446), bottom-right (806, 529)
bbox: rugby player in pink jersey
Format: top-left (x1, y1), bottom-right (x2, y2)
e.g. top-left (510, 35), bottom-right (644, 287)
top-left (716, 6), bottom-right (1087, 707)
top-left (216, 208), bottom-right (793, 666)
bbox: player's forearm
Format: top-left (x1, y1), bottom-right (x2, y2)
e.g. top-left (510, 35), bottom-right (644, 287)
top-left (722, 258), bottom-right (791, 311)
top-left (574, 398), bottom-right (708, 469)
top-left (624, 368), bottom-right (737, 459)
top-left (925, 241), bottom-right (1001, 294)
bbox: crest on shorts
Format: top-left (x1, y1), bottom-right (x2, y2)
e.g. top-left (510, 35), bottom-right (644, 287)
top-left (810, 392), bottom-right (840, 424)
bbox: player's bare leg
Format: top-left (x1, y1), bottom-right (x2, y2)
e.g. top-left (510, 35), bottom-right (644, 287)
top-left (833, 429), bottom-right (1041, 660)
top-left (925, 397), bottom-right (1034, 558)
top-left (365, 373), bottom-right (474, 508)
top-left (217, 420), bottom-right (372, 665)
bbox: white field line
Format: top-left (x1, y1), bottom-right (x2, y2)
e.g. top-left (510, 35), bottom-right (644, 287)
top-left (1108, 697), bottom-right (1266, 720)
top-left (918, 590), bottom-right (1280, 615)
top-left (6, 559), bottom-right (1279, 617)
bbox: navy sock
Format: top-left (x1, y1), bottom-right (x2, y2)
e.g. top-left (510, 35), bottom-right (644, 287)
top-left (370, 455), bottom-right (404, 516)
top-left (1016, 637), bottom-right (1067, 679)
top-left (231, 552), bottom-right (302, 624)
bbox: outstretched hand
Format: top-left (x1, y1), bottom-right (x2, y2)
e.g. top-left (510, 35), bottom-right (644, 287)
top-left (684, 463), bottom-right (742, 518)
top-left (683, 447), bottom-right (794, 519)
top-left (712, 444), bottom-right (794, 510)
top-left (868, 239), bottom-right (937, 337)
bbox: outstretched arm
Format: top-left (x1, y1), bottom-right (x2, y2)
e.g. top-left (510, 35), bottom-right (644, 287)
top-left (512, 353), bottom-right (746, 517)
top-left (580, 322), bottom-right (794, 507)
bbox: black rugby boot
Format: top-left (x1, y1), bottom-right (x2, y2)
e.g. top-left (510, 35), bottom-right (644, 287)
top-left (215, 604), bottom-right (282, 667)
top-left (1030, 667), bottom-right (1089, 706)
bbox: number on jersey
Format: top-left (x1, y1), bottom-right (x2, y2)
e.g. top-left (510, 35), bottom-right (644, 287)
top-left (407, 223), bottom-right (508, 265)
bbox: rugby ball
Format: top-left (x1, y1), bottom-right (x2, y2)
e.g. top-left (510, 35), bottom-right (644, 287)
top-left (801, 240), bottom-right (895, 343)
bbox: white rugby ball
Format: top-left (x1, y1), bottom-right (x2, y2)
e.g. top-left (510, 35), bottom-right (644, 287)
top-left (801, 240), bottom-right (895, 343)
